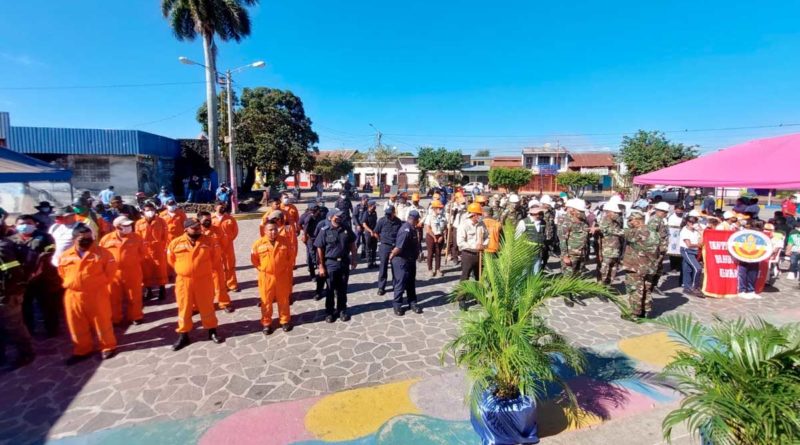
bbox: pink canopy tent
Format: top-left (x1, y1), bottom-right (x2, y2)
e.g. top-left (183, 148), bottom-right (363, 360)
top-left (633, 133), bottom-right (800, 189)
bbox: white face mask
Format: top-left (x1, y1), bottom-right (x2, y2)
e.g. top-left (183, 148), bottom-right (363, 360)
top-left (144, 211), bottom-right (155, 218)
top-left (120, 225), bottom-right (133, 235)
top-left (167, 205), bottom-right (177, 212)
top-left (282, 198), bottom-right (289, 205)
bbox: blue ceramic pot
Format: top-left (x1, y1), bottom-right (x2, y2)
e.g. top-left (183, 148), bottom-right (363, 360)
top-left (470, 389), bottom-right (539, 445)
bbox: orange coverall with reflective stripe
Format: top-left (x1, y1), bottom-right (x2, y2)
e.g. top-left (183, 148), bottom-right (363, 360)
top-left (202, 225), bottom-right (231, 308)
top-left (135, 217), bottom-right (169, 288)
top-left (281, 203), bottom-right (300, 232)
top-left (212, 213), bottom-right (239, 291)
top-left (167, 234), bottom-right (220, 333)
top-left (58, 245), bottom-right (118, 355)
top-left (160, 209), bottom-right (187, 244)
top-left (251, 236), bottom-right (292, 325)
top-left (99, 232), bottom-right (145, 324)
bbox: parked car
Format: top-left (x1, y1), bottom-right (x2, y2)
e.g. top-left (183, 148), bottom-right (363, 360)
top-left (329, 179), bottom-right (347, 191)
top-left (647, 187), bottom-right (684, 203)
top-left (463, 182), bottom-right (485, 194)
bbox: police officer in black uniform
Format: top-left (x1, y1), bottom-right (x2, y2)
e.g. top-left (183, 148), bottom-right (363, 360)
top-left (314, 209), bottom-right (357, 323)
top-left (389, 210), bottom-right (423, 316)
top-left (334, 192), bottom-right (353, 229)
top-left (354, 195), bottom-right (370, 258)
top-left (360, 200), bottom-right (379, 268)
top-left (301, 205), bottom-right (327, 301)
top-left (373, 205), bottom-right (403, 295)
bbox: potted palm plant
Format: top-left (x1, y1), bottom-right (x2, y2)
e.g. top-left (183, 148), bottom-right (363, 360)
top-left (443, 225), bottom-right (619, 444)
top-left (657, 314), bottom-right (800, 445)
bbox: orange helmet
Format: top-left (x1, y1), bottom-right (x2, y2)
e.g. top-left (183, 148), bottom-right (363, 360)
top-left (475, 195), bottom-right (487, 204)
top-left (467, 203), bottom-right (482, 214)
top-left (411, 193), bottom-right (420, 201)
top-left (430, 200), bottom-right (444, 209)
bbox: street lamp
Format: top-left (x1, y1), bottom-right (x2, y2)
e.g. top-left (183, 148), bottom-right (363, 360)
top-left (179, 56), bottom-right (265, 214)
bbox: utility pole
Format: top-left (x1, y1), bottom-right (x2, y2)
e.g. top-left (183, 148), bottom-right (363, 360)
top-left (369, 123), bottom-right (383, 195)
top-left (224, 70), bottom-right (238, 214)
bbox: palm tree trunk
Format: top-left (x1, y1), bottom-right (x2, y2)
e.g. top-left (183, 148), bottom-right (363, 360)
top-left (202, 33), bottom-right (221, 180)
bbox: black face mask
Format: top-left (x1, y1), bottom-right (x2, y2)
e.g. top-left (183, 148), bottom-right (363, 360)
top-left (201, 220), bottom-right (212, 228)
top-left (78, 238), bottom-right (94, 249)
top-left (188, 232), bottom-right (202, 240)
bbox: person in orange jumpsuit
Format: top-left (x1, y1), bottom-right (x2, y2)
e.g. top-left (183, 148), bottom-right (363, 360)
top-left (58, 225), bottom-right (118, 364)
top-left (99, 216), bottom-right (145, 325)
top-left (251, 219), bottom-right (293, 334)
top-left (260, 198), bottom-right (283, 236)
top-left (167, 218), bottom-right (224, 351)
top-left (271, 210), bottom-right (298, 277)
top-left (280, 193), bottom-right (300, 232)
top-left (198, 210), bottom-right (234, 312)
top-left (160, 199), bottom-right (187, 244)
top-left (212, 201), bottom-right (239, 293)
top-left (136, 201), bottom-right (169, 300)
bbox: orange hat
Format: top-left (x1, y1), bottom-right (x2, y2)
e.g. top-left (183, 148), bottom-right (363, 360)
top-left (430, 200), bottom-right (444, 209)
top-left (467, 203), bottom-right (482, 214)
top-left (411, 193), bottom-right (420, 201)
top-left (475, 195), bottom-right (487, 204)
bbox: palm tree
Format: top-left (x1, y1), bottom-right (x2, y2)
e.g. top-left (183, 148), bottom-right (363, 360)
top-left (161, 0), bottom-right (258, 174)
top-left (444, 224), bottom-right (622, 433)
top-left (657, 314), bottom-right (800, 445)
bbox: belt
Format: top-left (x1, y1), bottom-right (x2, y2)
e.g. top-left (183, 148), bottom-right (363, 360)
top-left (462, 250), bottom-right (478, 255)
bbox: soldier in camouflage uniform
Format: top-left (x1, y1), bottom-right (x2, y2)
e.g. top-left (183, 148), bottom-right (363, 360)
top-left (501, 194), bottom-right (522, 227)
top-left (598, 203), bottom-right (625, 284)
top-left (648, 202), bottom-right (670, 292)
top-left (539, 195), bottom-right (558, 267)
top-left (622, 212), bottom-right (661, 320)
top-left (558, 198), bottom-right (589, 276)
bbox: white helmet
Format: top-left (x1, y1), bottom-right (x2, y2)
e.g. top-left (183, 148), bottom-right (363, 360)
top-left (654, 202), bottom-right (670, 212)
top-left (539, 195), bottom-right (554, 206)
top-left (508, 194), bottom-right (520, 203)
top-left (566, 198), bottom-right (587, 213)
top-left (608, 195), bottom-right (622, 205)
top-left (604, 202), bottom-right (622, 213)
top-left (528, 199), bottom-right (540, 208)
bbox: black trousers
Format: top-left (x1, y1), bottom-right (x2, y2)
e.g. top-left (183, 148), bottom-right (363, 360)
top-left (365, 237), bottom-right (378, 266)
top-left (307, 240), bottom-right (326, 297)
top-left (377, 244), bottom-right (394, 291)
top-left (426, 234), bottom-right (443, 272)
top-left (324, 260), bottom-right (350, 315)
top-left (391, 257), bottom-right (417, 309)
top-left (22, 281), bottom-right (62, 337)
top-left (460, 251), bottom-right (480, 281)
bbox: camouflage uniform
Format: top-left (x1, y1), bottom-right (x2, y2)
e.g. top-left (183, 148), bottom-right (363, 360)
top-left (647, 214), bottom-right (669, 288)
top-left (501, 203), bottom-right (522, 227)
top-left (542, 207), bottom-right (558, 264)
top-left (557, 212), bottom-right (588, 276)
top-left (598, 213), bottom-right (625, 284)
top-left (622, 223), bottom-right (661, 316)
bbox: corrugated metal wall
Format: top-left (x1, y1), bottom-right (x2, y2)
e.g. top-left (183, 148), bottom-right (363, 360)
top-left (0, 112), bottom-right (10, 143)
top-left (7, 126), bottom-right (180, 158)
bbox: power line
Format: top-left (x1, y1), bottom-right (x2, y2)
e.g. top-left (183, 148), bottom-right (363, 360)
top-left (130, 107), bottom-right (198, 128)
top-left (0, 80), bottom-right (206, 91)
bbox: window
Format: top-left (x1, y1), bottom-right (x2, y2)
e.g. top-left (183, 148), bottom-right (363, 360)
top-left (73, 158), bottom-right (110, 183)
top-left (537, 155), bottom-right (550, 166)
top-left (525, 156), bottom-right (534, 168)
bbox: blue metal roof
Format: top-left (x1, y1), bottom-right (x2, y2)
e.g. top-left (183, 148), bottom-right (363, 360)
top-left (8, 126), bottom-right (180, 157)
top-left (0, 112), bottom-right (10, 141)
top-left (0, 146), bottom-right (72, 182)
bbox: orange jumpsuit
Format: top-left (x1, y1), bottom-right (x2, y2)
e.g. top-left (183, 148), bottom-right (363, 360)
top-left (259, 209), bottom-right (282, 236)
top-left (167, 234), bottom-right (220, 333)
top-left (76, 214), bottom-right (100, 238)
top-left (212, 213), bottom-right (239, 291)
top-left (251, 236), bottom-right (293, 325)
top-left (99, 231), bottom-right (146, 324)
top-left (135, 217), bottom-right (169, 288)
top-left (483, 217), bottom-right (502, 254)
top-left (58, 245), bottom-right (118, 355)
top-left (278, 223), bottom-right (298, 271)
top-left (161, 209), bottom-right (188, 244)
top-left (281, 203), bottom-right (300, 232)
top-left (202, 225), bottom-right (232, 309)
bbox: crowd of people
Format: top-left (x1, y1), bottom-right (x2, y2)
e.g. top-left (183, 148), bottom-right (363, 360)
top-left (0, 185), bottom-right (789, 370)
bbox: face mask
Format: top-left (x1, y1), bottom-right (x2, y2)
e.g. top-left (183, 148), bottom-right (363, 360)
top-left (41, 207), bottom-right (51, 213)
top-left (16, 224), bottom-right (35, 235)
top-left (167, 205), bottom-right (177, 212)
top-left (144, 211), bottom-right (155, 218)
top-left (201, 220), bottom-right (212, 228)
top-left (188, 232), bottom-right (202, 240)
top-left (282, 198), bottom-right (289, 205)
top-left (120, 226), bottom-right (133, 235)
top-left (78, 238), bottom-right (94, 249)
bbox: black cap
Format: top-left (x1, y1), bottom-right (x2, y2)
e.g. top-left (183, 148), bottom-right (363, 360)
top-left (35, 201), bottom-right (52, 209)
top-left (184, 218), bottom-right (201, 229)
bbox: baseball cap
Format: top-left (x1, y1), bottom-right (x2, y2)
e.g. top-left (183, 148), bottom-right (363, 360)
top-left (113, 216), bottom-right (134, 227)
top-left (184, 218), bottom-right (201, 229)
top-left (408, 210), bottom-right (420, 219)
top-left (385, 205), bottom-right (395, 215)
top-left (654, 202), bottom-right (670, 212)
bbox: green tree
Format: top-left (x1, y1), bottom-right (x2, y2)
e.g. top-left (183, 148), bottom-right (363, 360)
top-left (488, 167), bottom-right (532, 192)
top-left (233, 87), bottom-right (319, 192)
top-left (314, 154), bottom-right (354, 183)
top-left (368, 144), bottom-right (399, 197)
top-left (617, 130), bottom-right (698, 185)
top-left (196, 89), bottom-right (238, 158)
top-left (475, 149), bottom-right (491, 157)
top-left (417, 146), bottom-right (464, 191)
top-left (162, 0), bottom-right (258, 175)
top-left (556, 172), bottom-right (601, 197)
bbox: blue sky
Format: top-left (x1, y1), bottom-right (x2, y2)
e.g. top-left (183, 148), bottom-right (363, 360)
top-left (2, 1), bottom-right (800, 155)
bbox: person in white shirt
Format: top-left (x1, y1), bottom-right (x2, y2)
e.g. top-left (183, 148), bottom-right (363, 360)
top-left (423, 200), bottom-right (447, 276)
top-left (679, 216), bottom-right (703, 297)
top-left (456, 203), bottom-right (489, 310)
top-left (98, 186), bottom-right (115, 206)
top-left (667, 204), bottom-right (686, 281)
top-left (48, 207), bottom-right (80, 267)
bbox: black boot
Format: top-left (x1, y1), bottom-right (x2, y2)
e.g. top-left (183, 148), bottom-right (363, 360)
top-left (172, 333), bottom-right (190, 351)
top-left (410, 303), bottom-right (423, 314)
top-left (145, 288), bottom-right (154, 300)
top-left (158, 286), bottom-right (166, 301)
top-left (393, 307), bottom-right (405, 317)
top-left (458, 300), bottom-right (468, 311)
top-left (208, 328), bottom-right (224, 344)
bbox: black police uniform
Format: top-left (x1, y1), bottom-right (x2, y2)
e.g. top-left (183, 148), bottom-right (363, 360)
top-left (354, 201), bottom-right (370, 256)
top-left (391, 222), bottom-right (420, 312)
top-left (362, 209), bottom-right (378, 267)
top-left (335, 198), bottom-right (353, 228)
top-left (10, 230), bottom-right (61, 337)
top-left (374, 214), bottom-right (402, 293)
top-left (302, 214), bottom-right (327, 299)
top-left (313, 223), bottom-right (355, 318)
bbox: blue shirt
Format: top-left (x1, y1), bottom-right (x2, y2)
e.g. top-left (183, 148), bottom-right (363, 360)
top-left (394, 222), bottom-right (419, 260)
top-left (374, 216), bottom-right (403, 245)
top-left (98, 189), bottom-right (115, 205)
top-left (314, 224), bottom-right (356, 262)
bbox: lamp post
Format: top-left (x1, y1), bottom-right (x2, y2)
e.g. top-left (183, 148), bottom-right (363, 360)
top-left (179, 57), bottom-right (265, 213)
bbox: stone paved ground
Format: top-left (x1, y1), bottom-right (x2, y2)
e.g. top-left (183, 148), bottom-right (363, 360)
top-left (2, 202), bottom-right (800, 444)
